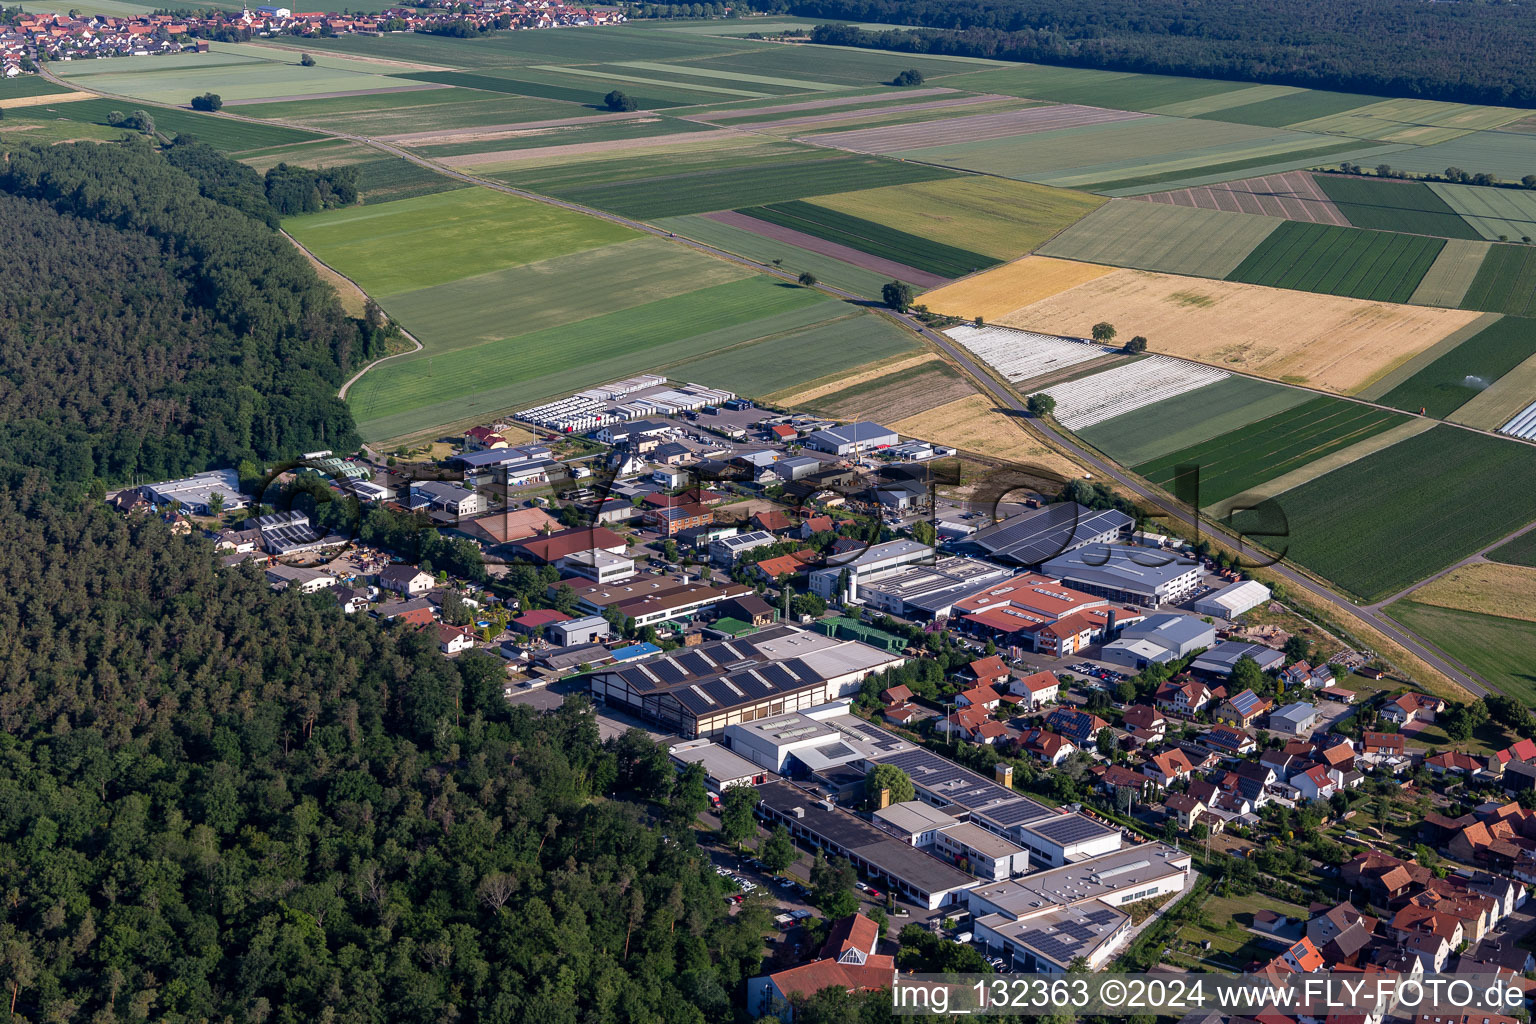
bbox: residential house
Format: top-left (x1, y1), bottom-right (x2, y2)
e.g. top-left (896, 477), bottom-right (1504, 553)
top-left (938, 705), bottom-right (1010, 746)
top-left (954, 685), bottom-right (1001, 712)
top-left (1427, 751), bottom-right (1483, 776)
top-left (1361, 732), bottom-right (1406, 757)
top-left (1143, 748), bottom-right (1197, 787)
top-left (435, 623), bottom-right (476, 655)
top-left (1154, 679), bottom-right (1211, 717)
top-left (1214, 688), bottom-right (1271, 728)
top-left (752, 510), bottom-right (796, 534)
top-left (1044, 707), bottom-right (1109, 748)
top-left (746, 912), bottom-right (895, 1020)
top-left (1165, 793), bottom-right (1207, 830)
top-left (333, 586), bottom-right (372, 614)
top-left (379, 565), bottom-right (434, 597)
top-left (964, 655), bottom-right (1011, 688)
top-left (1016, 727), bottom-right (1075, 765)
top-left (1202, 725), bottom-right (1256, 756)
top-left (1290, 763), bottom-right (1337, 802)
top-left (1008, 670), bottom-right (1061, 712)
top-left (1381, 692), bottom-right (1445, 726)
top-left (1279, 936), bottom-right (1326, 973)
top-left (1122, 705), bottom-right (1166, 746)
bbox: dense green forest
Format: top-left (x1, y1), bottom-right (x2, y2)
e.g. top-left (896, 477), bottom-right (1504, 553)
top-left (0, 140), bottom-right (379, 490)
top-left (754, 1), bottom-right (1536, 105)
top-left (0, 496), bottom-right (785, 1022)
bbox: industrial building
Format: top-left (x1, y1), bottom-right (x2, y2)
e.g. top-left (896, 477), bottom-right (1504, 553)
top-left (1191, 579), bottom-right (1272, 619)
top-left (952, 573), bottom-right (1145, 656)
top-left (860, 748), bottom-right (1120, 868)
top-left (140, 468), bottom-right (250, 516)
top-left (1190, 640), bottom-right (1285, 677)
top-left (808, 539), bottom-right (933, 602)
top-left (968, 843), bottom-right (1193, 971)
top-left (1040, 544), bottom-right (1203, 607)
top-left (725, 703), bottom-right (912, 775)
top-left (710, 530), bottom-right (777, 566)
top-left (754, 780), bottom-right (982, 909)
top-left (851, 556), bottom-right (1013, 619)
top-left (804, 421), bottom-right (899, 456)
top-left (967, 502), bottom-right (1132, 566)
top-left (587, 626), bottom-right (905, 738)
top-left (1099, 613), bottom-right (1216, 670)
top-left (667, 740), bottom-right (770, 792)
top-left (559, 574), bottom-right (753, 628)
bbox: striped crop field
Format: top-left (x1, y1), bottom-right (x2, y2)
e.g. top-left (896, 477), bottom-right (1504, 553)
top-left (1288, 98), bottom-right (1528, 145)
top-left (1430, 183), bottom-right (1536, 243)
top-left (734, 201), bottom-right (998, 278)
top-left (1134, 397), bottom-right (1409, 506)
top-left (1310, 175), bottom-right (1482, 239)
top-left (1224, 221), bottom-right (1444, 303)
top-left (1409, 239), bottom-right (1493, 307)
top-left (1037, 200), bottom-right (1278, 279)
top-left (1228, 425), bottom-right (1536, 601)
top-left (802, 104), bottom-right (1150, 154)
top-left (806, 176), bottom-right (1105, 262)
top-left (1460, 244), bottom-right (1536, 316)
top-left (1136, 171), bottom-right (1349, 226)
top-left (1041, 356), bottom-right (1230, 429)
top-left (946, 324), bottom-right (1112, 383)
top-left (1376, 316), bottom-right (1536, 418)
top-left (1077, 376), bottom-right (1313, 467)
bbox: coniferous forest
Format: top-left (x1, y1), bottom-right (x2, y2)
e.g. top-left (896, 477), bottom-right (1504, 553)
top-left (0, 497), bottom-right (772, 1022)
top-left (0, 140), bottom-right (374, 490)
top-left (754, 0), bottom-right (1536, 105)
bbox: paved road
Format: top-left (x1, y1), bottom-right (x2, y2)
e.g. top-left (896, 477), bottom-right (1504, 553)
top-left (44, 69), bottom-right (1493, 695)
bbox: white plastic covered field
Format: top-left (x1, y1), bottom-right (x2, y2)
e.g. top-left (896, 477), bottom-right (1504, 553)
top-left (1040, 356), bottom-right (1229, 429)
top-left (946, 324), bottom-right (1110, 383)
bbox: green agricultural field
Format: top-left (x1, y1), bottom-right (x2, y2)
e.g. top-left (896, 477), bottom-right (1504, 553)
top-left (49, 48), bottom-right (264, 75)
top-left (652, 213), bottom-right (916, 298)
top-left (18, 97), bottom-right (320, 150)
top-left (350, 284), bottom-right (843, 440)
top-left (1460, 244), bottom-right (1536, 316)
top-left (1376, 131), bottom-right (1536, 186)
top-left (1430, 183), bottom-right (1536, 243)
top-left (1290, 98), bottom-right (1527, 145)
top-left (1225, 221), bottom-right (1444, 303)
top-left (391, 70), bottom-right (691, 110)
top-left (1489, 529), bottom-right (1536, 567)
top-left (941, 63), bottom-right (1235, 112)
top-left (807, 176), bottom-right (1105, 261)
top-left (1377, 316), bottom-right (1536, 417)
top-left (1190, 90), bottom-right (1374, 128)
top-left (287, 22), bottom-right (757, 67)
top-left (693, 90), bottom-right (972, 125)
top-left (774, 98), bottom-right (1038, 139)
top-left (494, 141), bottom-right (957, 219)
top-left (1077, 376), bottom-right (1313, 466)
top-left (284, 186), bottom-right (637, 296)
top-left (1409, 239), bottom-right (1492, 307)
top-left (1310, 175), bottom-right (1482, 239)
top-left (232, 88), bottom-right (594, 135)
top-left (412, 115), bottom-right (715, 158)
top-left (882, 115), bottom-right (1365, 195)
top-left (379, 236), bottom-right (751, 354)
top-left (1091, 140), bottom-right (1387, 195)
top-left (0, 76), bottom-right (71, 99)
top-left (0, 111), bottom-right (125, 144)
top-left (737, 200), bottom-right (998, 278)
top-left (1228, 426), bottom-right (1536, 601)
top-left (667, 310), bottom-right (921, 397)
top-left (547, 62), bottom-right (803, 98)
top-left (680, 45), bottom-right (991, 89)
top-left (1386, 603), bottom-right (1536, 703)
top-left (1135, 397), bottom-right (1408, 506)
top-left (1037, 200), bottom-right (1278, 278)
top-left (55, 58), bottom-right (405, 106)
top-left (239, 138), bottom-right (465, 204)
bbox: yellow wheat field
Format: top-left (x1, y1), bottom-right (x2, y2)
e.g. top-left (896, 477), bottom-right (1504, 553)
top-left (1409, 562), bottom-right (1536, 623)
top-left (0, 91), bottom-right (95, 108)
top-left (768, 353), bottom-right (940, 405)
top-left (892, 393), bottom-right (1086, 481)
top-left (973, 265), bottom-right (1481, 394)
top-left (919, 256), bottom-right (1114, 318)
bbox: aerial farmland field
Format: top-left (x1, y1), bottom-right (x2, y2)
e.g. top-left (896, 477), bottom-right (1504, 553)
top-left (1037, 201), bottom-right (1279, 278)
top-left (1385, 603), bottom-right (1536, 702)
top-left (1429, 182), bottom-right (1536, 242)
top-left (1489, 530), bottom-right (1536, 567)
top-left (1077, 376), bottom-right (1314, 466)
top-left (938, 63), bottom-right (1238, 112)
top-left (1409, 239), bottom-right (1493, 307)
top-left (1459, 244), bottom-right (1536, 315)
top-left (1377, 131), bottom-right (1536, 186)
top-left (53, 49), bottom-right (409, 105)
top-left (1187, 89), bottom-right (1375, 128)
top-left (806, 176), bottom-right (1105, 261)
top-left (1229, 426), bottom-right (1536, 601)
top-left (348, 285), bottom-right (847, 440)
top-left (231, 88), bottom-right (601, 135)
top-left (1309, 175), bottom-right (1482, 238)
top-left (285, 186), bottom-right (636, 296)
top-left (734, 201), bottom-right (998, 278)
top-left (933, 263), bottom-right (1482, 393)
top-left (1224, 221), bottom-right (1444, 303)
top-left (1136, 171), bottom-right (1349, 225)
top-left (1375, 316), bottom-right (1536, 417)
top-left (1134, 397), bottom-right (1409, 506)
top-left (19, 97), bottom-right (320, 150)
top-left (1288, 98), bottom-right (1528, 144)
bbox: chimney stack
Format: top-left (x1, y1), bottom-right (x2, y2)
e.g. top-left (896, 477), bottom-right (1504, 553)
top-left (996, 763), bottom-right (1014, 789)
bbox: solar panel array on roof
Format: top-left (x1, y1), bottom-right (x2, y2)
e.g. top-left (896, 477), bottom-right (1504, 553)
top-left (874, 749), bottom-right (1054, 825)
top-left (1027, 815), bottom-right (1116, 847)
top-left (1020, 906), bottom-right (1124, 966)
top-left (1227, 688), bottom-right (1264, 715)
top-left (971, 503), bottom-right (1132, 566)
top-left (669, 659), bottom-right (817, 715)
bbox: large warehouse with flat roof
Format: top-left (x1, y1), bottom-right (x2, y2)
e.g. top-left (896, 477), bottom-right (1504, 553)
top-left (967, 502), bottom-right (1132, 566)
top-left (588, 626), bottom-right (904, 738)
top-left (1040, 543), bottom-right (1202, 607)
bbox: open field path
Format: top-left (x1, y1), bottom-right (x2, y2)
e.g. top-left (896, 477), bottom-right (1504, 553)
top-left (42, 65), bottom-right (1509, 699)
top-left (277, 228), bottom-right (426, 400)
top-left (1367, 518), bottom-right (1536, 612)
